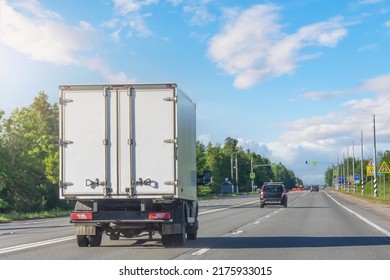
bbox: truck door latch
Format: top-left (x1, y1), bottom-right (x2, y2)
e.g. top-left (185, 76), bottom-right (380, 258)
top-left (85, 178), bottom-right (105, 187)
top-left (133, 178), bottom-right (152, 186)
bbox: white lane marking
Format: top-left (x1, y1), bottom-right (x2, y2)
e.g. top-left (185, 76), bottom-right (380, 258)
top-left (191, 248), bottom-right (210, 256)
top-left (0, 236), bottom-right (75, 255)
top-left (0, 232), bottom-right (14, 236)
top-left (325, 192), bottom-right (390, 237)
top-left (199, 200), bottom-right (259, 215)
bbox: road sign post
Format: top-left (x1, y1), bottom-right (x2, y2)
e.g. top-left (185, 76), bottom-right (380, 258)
top-left (378, 161), bottom-right (390, 199)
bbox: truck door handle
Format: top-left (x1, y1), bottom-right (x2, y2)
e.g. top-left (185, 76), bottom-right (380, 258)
top-left (133, 178), bottom-right (152, 186)
top-left (85, 178), bottom-right (105, 187)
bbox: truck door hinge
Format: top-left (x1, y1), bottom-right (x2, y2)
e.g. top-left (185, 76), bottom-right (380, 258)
top-left (164, 97), bottom-right (177, 102)
top-left (59, 98), bottom-right (73, 105)
top-left (103, 139), bottom-right (109, 145)
top-left (164, 138), bottom-right (177, 144)
top-left (60, 182), bottom-right (73, 188)
top-left (60, 140), bottom-right (74, 146)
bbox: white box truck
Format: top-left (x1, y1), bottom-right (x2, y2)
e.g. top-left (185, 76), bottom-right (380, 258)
top-left (59, 83), bottom-right (198, 247)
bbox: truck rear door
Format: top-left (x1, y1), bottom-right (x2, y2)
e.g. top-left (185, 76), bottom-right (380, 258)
top-left (60, 88), bottom-right (108, 197)
top-left (60, 85), bottom-right (177, 199)
top-left (122, 87), bottom-right (176, 196)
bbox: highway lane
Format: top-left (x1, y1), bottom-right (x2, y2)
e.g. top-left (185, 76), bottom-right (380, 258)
top-left (1, 191), bottom-right (390, 259)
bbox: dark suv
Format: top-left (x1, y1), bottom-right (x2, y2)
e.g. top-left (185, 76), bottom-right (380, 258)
top-left (310, 185), bottom-right (319, 192)
top-left (260, 182), bottom-right (288, 208)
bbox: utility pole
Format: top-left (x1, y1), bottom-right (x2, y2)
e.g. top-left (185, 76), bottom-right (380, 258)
top-left (231, 152), bottom-right (239, 193)
top-left (353, 141), bottom-right (356, 193)
top-left (235, 153), bottom-right (239, 193)
top-left (360, 131), bottom-right (364, 195)
top-left (373, 115), bottom-right (378, 197)
top-left (347, 147), bottom-right (350, 191)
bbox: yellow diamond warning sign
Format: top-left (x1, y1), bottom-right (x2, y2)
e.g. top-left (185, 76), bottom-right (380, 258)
top-left (378, 161), bottom-right (390, 174)
top-left (366, 166), bottom-right (375, 176)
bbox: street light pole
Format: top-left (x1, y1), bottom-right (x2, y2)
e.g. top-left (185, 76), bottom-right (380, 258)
top-left (373, 114), bottom-right (378, 197)
top-left (235, 153), bottom-right (238, 193)
top-left (231, 152), bottom-right (238, 193)
top-left (251, 161), bottom-right (272, 191)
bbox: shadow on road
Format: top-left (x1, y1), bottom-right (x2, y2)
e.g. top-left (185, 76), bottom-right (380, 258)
top-left (191, 236), bottom-right (390, 249)
top-left (100, 235), bottom-right (390, 249)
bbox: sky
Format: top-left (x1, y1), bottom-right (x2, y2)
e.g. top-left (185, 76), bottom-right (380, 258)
top-left (1, 0), bottom-right (390, 185)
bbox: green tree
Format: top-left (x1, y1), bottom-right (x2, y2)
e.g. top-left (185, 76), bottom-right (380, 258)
top-left (196, 141), bottom-right (208, 174)
top-left (206, 143), bottom-right (230, 193)
top-left (0, 92), bottom-right (60, 212)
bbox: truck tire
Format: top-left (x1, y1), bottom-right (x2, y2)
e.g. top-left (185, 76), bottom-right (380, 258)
top-left (161, 234), bottom-right (175, 246)
top-left (186, 219), bottom-right (198, 240)
top-left (88, 235), bottom-right (102, 247)
top-left (76, 235), bottom-right (89, 247)
top-left (260, 202), bottom-right (265, 208)
top-left (88, 233), bottom-right (102, 247)
top-left (162, 200), bottom-right (186, 246)
top-left (187, 230), bottom-right (197, 240)
top-left (185, 200), bottom-right (198, 240)
top-left (173, 232), bottom-right (185, 246)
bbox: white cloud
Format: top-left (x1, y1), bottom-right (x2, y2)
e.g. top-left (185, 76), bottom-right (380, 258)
top-left (360, 73), bottom-right (390, 94)
top-left (0, 0), bottom-right (132, 83)
top-left (357, 44), bottom-right (379, 52)
top-left (300, 73), bottom-right (390, 101)
top-left (0, 0), bottom-right (97, 65)
top-left (207, 4), bottom-right (347, 89)
top-left (106, 1), bottom-right (155, 41)
top-left (85, 58), bottom-right (135, 84)
top-left (356, 0), bottom-right (383, 5)
top-left (183, 2), bottom-right (216, 26)
top-left (238, 72), bottom-right (390, 183)
top-left (197, 134), bottom-right (213, 144)
top-left (113, 0), bottom-right (158, 15)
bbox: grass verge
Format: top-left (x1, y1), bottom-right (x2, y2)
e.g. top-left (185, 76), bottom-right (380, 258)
top-left (0, 209), bottom-right (70, 223)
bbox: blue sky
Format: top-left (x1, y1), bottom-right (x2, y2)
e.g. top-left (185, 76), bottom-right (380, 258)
top-left (1, 0), bottom-right (390, 184)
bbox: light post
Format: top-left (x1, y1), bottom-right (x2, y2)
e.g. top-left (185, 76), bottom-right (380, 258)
top-left (231, 152), bottom-right (238, 193)
top-left (250, 158), bottom-right (271, 192)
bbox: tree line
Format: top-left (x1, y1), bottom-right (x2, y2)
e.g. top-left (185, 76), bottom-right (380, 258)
top-left (0, 92), bottom-right (63, 213)
top-left (324, 151), bottom-right (390, 188)
top-left (0, 92), bottom-right (303, 214)
top-left (197, 138), bottom-right (302, 194)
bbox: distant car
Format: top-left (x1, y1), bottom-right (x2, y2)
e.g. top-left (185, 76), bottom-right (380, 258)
top-left (260, 182), bottom-right (288, 208)
top-left (310, 185), bottom-right (319, 192)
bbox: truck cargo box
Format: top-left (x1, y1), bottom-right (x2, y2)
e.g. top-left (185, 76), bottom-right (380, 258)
top-left (59, 83), bottom-right (196, 201)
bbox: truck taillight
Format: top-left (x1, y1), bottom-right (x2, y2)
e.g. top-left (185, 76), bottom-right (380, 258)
top-left (260, 191), bottom-right (264, 199)
top-left (71, 212), bottom-right (93, 220)
top-left (149, 212), bottom-right (171, 220)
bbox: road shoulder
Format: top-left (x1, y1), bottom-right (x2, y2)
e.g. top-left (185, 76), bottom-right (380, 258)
top-left (330, 190), bottom-right (390, 221)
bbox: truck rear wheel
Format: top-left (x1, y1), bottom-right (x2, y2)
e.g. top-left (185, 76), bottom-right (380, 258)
top-left (161, 234), bottom-right (175, 246)
top-left (76, 235), bottom-right (89, 247)
top-left (173, 232), bottom-right (185, 246)
top-left (186, 219), bottom-right (198, 240)
top-left (162, 233), bottom-right (185, 246)
top-left (88, 233), bottom-right (102, 247)
top-left (162, 200), bottom-right (186, 246)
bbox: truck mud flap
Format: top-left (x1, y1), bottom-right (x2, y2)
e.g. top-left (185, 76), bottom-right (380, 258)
top-left (75, 225), bottom-right (96, 235)
top-left (162, 223), bottom-right (184, 235)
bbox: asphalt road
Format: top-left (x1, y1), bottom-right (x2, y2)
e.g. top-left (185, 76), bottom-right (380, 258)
top-left (1, 190), bottom-right (390, 260)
